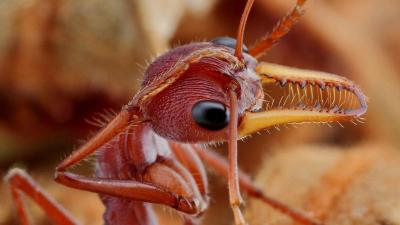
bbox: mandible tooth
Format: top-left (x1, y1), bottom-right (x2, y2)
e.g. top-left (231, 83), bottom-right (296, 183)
top-left (314, 102), bottom-right (322, 111)
top-left (299, 80), bottom-right (307, 89)
top-left (279, 79), bottom-right (287, 87)
top-left (318, 82), bottom-right (326, 90)
top-left (330, 106), bottom-right (340, 113)
top-left (336, 85), bottom-right (343, 91)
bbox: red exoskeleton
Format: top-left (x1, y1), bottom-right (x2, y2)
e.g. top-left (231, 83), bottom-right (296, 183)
top-left (6, 0), bottom-right (367, 225)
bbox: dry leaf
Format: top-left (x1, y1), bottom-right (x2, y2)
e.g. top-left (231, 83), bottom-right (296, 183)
top-left (246, 144), bottom-right (400, 225)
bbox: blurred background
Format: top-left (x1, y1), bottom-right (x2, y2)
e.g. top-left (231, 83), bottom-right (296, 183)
top-left (0, 0), bottom-right (399, 224)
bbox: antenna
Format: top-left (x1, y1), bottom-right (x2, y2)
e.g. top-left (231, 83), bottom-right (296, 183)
top-left (234, 0), bottom-right (255, 60)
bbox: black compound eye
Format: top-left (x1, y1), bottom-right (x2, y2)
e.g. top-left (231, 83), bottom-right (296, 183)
top-left (192, 101), bottom-right (229, 131)
top-left (211, 37), bottom-right (248, 53)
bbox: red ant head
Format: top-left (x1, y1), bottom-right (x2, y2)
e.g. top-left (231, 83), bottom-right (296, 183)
top-left (133, 40), bottom-right (264, 142)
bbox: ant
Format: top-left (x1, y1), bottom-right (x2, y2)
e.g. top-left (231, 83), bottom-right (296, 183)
top-left (5, 0), bottom-right (367, 225)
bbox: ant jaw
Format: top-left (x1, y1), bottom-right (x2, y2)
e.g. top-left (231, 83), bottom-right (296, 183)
top-left (238, 62), bottom-right (368, 137)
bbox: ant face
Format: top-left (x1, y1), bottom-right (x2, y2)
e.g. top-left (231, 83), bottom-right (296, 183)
top-left (137, 40), bottom-right (263, 143)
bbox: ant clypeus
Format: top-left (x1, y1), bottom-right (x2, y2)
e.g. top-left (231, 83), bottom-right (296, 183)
top-left (5, 0), bottom-right (367, 225)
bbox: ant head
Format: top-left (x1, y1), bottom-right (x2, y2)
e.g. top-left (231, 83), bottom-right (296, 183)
top-left (128, 0), bottom-right (261, 143)
top-left (133, 41), bottom-right (263, 142)
top-left (124, 0), bottom-right (262, 143)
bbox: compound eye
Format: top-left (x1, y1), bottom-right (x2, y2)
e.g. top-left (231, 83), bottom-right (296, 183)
top-left (211, 37), bottom-right (248, 53)
top-left (192, 101), bottom-right (229, 131)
